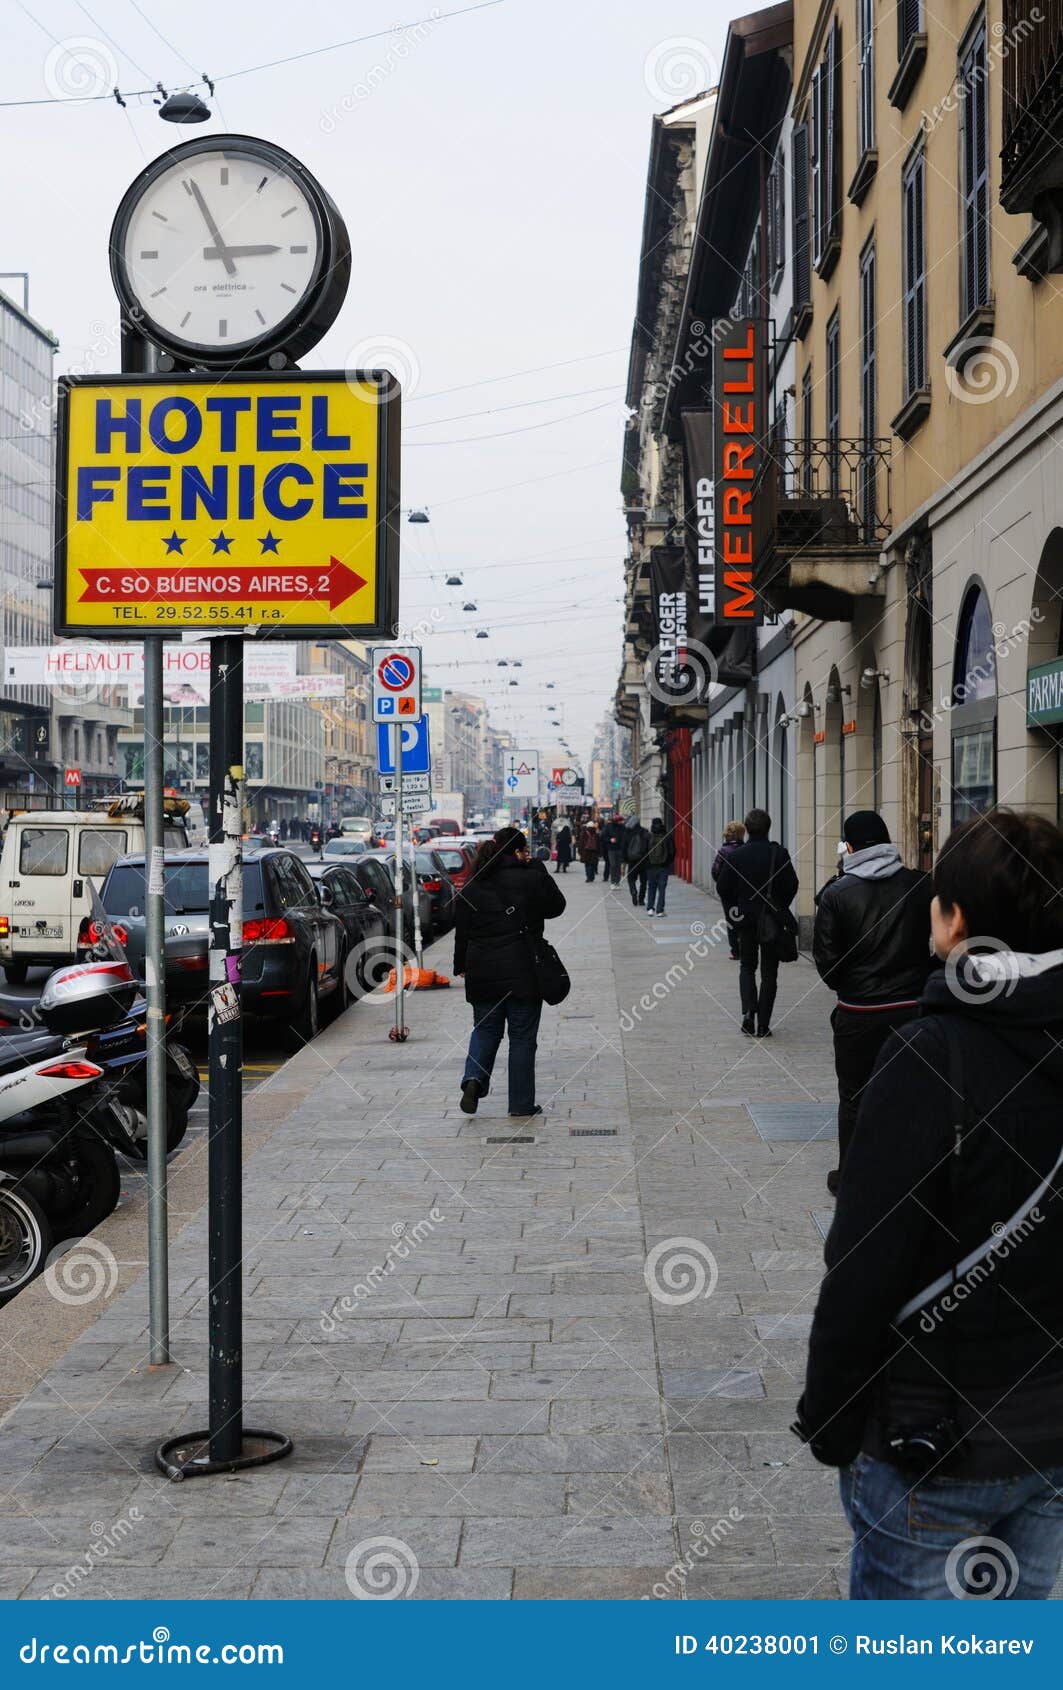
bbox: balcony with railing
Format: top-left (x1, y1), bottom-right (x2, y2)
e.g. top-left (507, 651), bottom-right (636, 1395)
top-left (751, 438), bottom-right (891, 619)
top-left (1001, 0), bottom-right (1063, 267)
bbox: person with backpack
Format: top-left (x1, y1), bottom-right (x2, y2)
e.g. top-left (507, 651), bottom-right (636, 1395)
top-left (813, 810), bottom-right (934, 1196)
top-left (453, 826), bottom-right (567, 1119)
top-left (644, 818), bottom-right (675, 916)
top-left (623, 814), bottom-right (651, 907)
top-left (714, 808), bottom-right (798, 1038)
top-left (711, 820), bottom-right (746, 957)
top-left (599, 813), bottom-right (627, 886)
top-left (795, 808), bottom-right (1063, 1600)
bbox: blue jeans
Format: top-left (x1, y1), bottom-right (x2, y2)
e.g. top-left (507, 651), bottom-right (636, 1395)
top-left (840, 1453), bottom-right (1063, 1599)
top-left (645, 867), bottom-right (669, 912)
top-left (462, 997), bottom-right (542, 1114)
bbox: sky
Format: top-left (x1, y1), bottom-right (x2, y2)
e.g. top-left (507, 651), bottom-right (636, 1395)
top-left (1, 0), bottom-right (735, 775)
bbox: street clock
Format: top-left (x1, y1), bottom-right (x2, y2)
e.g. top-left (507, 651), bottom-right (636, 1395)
top-left (109, 134), bottom-right (351, 368)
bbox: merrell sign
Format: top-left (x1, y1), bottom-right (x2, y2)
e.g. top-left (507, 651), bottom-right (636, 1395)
top-left (713, 318), bottom-right (765, 625)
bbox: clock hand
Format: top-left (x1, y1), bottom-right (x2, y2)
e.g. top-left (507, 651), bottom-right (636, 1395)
top-left (203, 244), bottom-right (282, 259)
top-left (187, 180), bottom-right (236, 276)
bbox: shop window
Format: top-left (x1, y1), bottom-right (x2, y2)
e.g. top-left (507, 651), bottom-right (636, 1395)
top-left (951, 581), bottom-right (997, 823)
top-left (872, 688), bottom-right (883, 810)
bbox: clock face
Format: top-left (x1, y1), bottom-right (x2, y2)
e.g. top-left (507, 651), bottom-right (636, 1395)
top-left (119, 144), bottom-right (323, 354)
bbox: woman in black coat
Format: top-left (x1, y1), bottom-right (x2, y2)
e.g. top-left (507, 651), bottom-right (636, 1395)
top-left (555, 824), bottom-right (573, 873)
top-left (453, 826), bottom-right (566, 1118)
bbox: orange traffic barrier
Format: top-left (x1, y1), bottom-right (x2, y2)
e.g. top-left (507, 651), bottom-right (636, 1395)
top-left (381, 966), bottom-right (451, 992)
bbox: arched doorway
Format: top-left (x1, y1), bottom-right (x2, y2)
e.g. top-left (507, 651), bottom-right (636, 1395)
top-left (1024, 529), bottom-right (1063, 821)
top-left (951, 580), bottom-right (997, 824)
top-left (796, 688), bottom-right (816, 917)
top-left (774, 696), bottom-right (790, 855)
top-left (822, 669), bottom-right (844, 866)
top-left (902, 532), bottom-right (935, 869)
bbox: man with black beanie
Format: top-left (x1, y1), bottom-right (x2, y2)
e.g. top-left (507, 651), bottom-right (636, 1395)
top-left (813, 810), bottom-right (933, 1195)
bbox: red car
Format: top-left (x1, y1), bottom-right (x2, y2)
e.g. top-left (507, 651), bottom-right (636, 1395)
top-left (429, 842), bottom-right (476, 891)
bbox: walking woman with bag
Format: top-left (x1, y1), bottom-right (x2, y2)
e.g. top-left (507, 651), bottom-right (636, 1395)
top-left (453, 826), bottom-right (567, 1119)
top-left (715, 808), bottom-right (798, 1038)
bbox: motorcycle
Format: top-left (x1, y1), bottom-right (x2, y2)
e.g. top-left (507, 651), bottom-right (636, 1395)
top-left (0, 963), bottom-right (137, 1287)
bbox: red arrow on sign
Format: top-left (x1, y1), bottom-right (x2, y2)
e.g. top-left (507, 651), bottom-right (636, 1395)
top-left (79, 556), bottom-right (366, 612)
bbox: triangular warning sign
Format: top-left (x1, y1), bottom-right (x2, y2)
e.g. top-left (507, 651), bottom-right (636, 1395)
top-left (515, 761), bottom-right (533, 775)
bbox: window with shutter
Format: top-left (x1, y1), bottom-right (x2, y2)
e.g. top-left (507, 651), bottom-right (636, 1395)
top-left (898, 0), bottom-right (922, 58)
top-left (860, 242), bottom-right (877, 534)
top-left (959, 18), bottom-right (990, 320)
top-left (858, 0), bottom-right (875, 156)
top-left (812, 21), bottom-right (842, 276)
top-left (811, 69), bottom-right (824, 271)
top-left (826, 309), bottom-right (841, 496)
top-left (801, 367), bottom-right (813, 494)
top-left (792, 122), bottom-right (811, 319)
top-left (902, 143), bottom-right (927, 397)
top-left (767, 146), bottom-right (786, 291)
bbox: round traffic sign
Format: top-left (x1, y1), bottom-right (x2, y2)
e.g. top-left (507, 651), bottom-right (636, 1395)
top-left (378, 653), bottom-right (414, 691)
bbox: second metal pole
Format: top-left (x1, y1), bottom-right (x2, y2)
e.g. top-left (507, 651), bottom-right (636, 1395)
top-left (143, 633), bottom-right (170, 1366)
top-left (393, 723), bottom-right (406, 1039)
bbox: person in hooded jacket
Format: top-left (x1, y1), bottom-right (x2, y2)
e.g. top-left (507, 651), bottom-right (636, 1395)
top-left (644, 818), bottom-right (675, 915)
top-left (796, 807), bottom-right (1063, 1600)
top-left (813, 810), bottom-right (934, 1194)
top-left (453, 826), bottom-right (566, 1119)
top-left (578, 820), bottom-right (600, 882)
top-left (555, 823), bottom-right (573, 874)
top-left (599, 813), bottom-right (627, 885)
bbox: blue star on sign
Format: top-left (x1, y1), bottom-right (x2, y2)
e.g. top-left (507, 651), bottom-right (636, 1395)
top-left (258, 531), bottom-right (281, 554)
top-left (162, 531), bottom-right (186, 554)
top-left (211, 532), bottom-right (234, 554)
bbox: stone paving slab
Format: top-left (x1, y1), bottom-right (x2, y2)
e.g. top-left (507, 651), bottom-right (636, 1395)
top-left (0, 872), bottom-right (872, 1601)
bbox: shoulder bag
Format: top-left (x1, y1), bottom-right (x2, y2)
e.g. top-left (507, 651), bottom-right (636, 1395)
top-left (753, 846), bottom-right (799, 963)
top-left (504, 898), bottom-right (571, 1005)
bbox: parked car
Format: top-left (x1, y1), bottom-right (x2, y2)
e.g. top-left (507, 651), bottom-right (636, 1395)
top-left (0, 801), bottom-right (190, 982)
top-left (80, 849), bottom-right (347, 1045)
top-left (356, 852), bottom-right (434, 947)
top-left (305, 861), bottom-right (388, 992)
top-left (339, 816), bottom-right (375, 839)
top-left (415, 849), bottom-right (458, 933)
top-left (322, 837), bottom-right (369, 859)
top-left (428, 841), bottom-right (476, 892)
top-left (428, 817), bottom-right (462, 837)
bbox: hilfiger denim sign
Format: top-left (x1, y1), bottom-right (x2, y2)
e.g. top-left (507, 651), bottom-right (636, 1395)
top-left (713, 318), bottom-right (765, 625)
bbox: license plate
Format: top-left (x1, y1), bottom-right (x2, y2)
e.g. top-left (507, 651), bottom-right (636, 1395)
top-left (40, 927), bottom-right (63, 940)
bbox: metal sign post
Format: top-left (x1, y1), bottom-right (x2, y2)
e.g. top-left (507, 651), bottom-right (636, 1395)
top-left (392, 724), bottom-right (408, 1042)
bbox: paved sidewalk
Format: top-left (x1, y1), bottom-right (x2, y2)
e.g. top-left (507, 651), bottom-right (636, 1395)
top-left (0, 869), bottom-right (851, 1600)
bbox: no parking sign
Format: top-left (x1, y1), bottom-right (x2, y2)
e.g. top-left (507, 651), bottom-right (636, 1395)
top-left (371, 644), bottom-right (421, 721)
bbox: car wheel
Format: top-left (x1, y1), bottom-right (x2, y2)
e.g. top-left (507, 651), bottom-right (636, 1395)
top-left (3, 962), bottom-right (28, 985)
top-left (290, 964), bottom-right (320, 1047)
top-left (324, 945), bottom-right (352, 1022)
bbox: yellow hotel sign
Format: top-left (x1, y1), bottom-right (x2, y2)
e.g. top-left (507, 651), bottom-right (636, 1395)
top-left (55, 371), bottom-right (399, 637)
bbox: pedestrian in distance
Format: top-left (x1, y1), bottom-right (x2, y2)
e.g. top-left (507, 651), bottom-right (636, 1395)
top-left (813, 810), bottom-right (933, 1196)
top-left (711, 819), bottom-right (746, 957)
top-left (715, 808), bottom-right (798, 1039)
top-left (579, 820), bottom-right (600, 882)
top-left (453, 826), bottom-right (566, 1120)
top-left (795, 808), bottom-right (1063, 1600)
top-left (644, 818), bottom-right (675, 915)
top-left (599, 812), bottom-right (627, 887)
top-left (623, 814), bottom-right (651, 906)
top-left (555, 823), bottom-right (573, 875)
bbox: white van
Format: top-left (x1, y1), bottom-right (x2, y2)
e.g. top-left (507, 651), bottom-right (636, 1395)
top-left (0, 799), bottom-right (189, 981)
top-left (339, 815), bottom-right (374, 839)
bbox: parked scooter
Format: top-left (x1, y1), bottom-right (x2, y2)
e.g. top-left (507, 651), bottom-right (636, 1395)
top-left (0, 1172), bottom-right (51, 1302)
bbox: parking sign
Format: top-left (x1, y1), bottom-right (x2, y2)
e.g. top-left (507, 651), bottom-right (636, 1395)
top-left (372, 645), bottom-right (421, 721)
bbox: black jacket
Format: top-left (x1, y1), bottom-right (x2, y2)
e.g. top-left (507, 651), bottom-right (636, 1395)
top-left (813, 855), bottom-right (933, 1004)
top-left (715, 837), bottom-right (798, 920)
top-left (453, 856), bottom-right (565, 1003)
top-left (799, 953), bottom-right (1063, 1478)
top-left (599, 820), bottom-right (626, 854)
top-left (646, 829), bottom-right (675, 869)
top-left (623, 824), bottom-right (650, 865)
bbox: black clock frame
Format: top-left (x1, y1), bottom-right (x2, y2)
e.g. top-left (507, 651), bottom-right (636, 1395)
top-left (109, 133), bottom-right (352, 369)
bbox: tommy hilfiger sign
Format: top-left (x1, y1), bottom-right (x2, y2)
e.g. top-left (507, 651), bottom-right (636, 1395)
top-left (713, 318), bottom-right (765, 625)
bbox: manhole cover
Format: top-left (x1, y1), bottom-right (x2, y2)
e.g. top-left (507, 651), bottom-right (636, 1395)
top-left (483, 1135), bottom-right (536, 1145)
top-left (569, 1128), bottom-right (618, 1137)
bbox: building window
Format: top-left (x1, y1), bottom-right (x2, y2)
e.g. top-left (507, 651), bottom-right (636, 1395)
top-left (858, 0), bottom-right (875, 156)
top-left (872, 687), bottom-right (883, 810)
top-left (801, 365), bottom-right (813, 492)
top-left (902, 140), bottom-right (927, 396)
top-left (826, 309), bottom-right (841, 495)
top-left (811, 18), bottom-right (842, 276)
top-left (860, 240), bottom-right (877, 532)
top-left (898, 0), bottom-right (922, 58)
top-left (951, 581), bottom-right (997, 823)
top-left (792, 122), bottom-right (812, 321)
top-left (959, 15), bottom-right (990, 321)
top-left (767, 146), bottom-right (786, 291)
